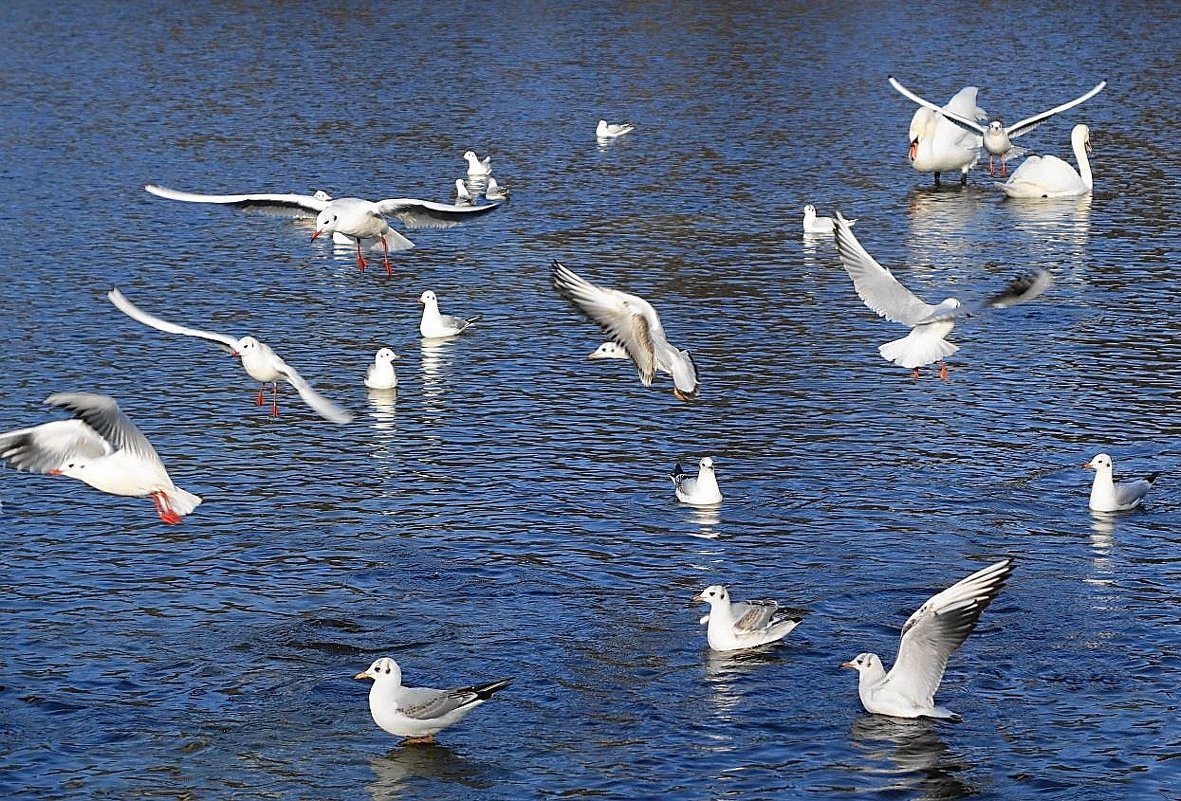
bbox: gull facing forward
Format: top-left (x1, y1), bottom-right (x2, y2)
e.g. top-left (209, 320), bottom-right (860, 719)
top-left (692, 585), bottom-right (803, 652)
top-left (0, 393), bottom-right (201, 524)
top-left (1084, 453), bottom-right (1160, 512)
top-left (355, 657), bottom-right (511, 745)
top-left (365, 348), bottom-right (400, 390)
top-left (842, 559), bottom-right (1013, 720)
top-left (671, 457), bottom-right (722, 506)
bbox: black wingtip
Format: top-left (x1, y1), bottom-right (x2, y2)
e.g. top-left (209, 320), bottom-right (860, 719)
top-left (1147, 471), bottom-right (1163, 484)
top-left (474, 678), bottom-right (512, 700)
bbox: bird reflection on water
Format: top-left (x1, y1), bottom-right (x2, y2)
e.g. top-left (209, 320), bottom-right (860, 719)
top-left (849, 715), bottom-right (975, 800)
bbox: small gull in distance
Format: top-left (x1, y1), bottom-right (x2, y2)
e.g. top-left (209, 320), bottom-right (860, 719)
top-left (596, 120), bottom-right (635, 138)
top-left (842, 558), bottom-right (1014, 720)
top-left (418, 290), bottom-right (480, 339)
top-left (692, 585), bottom-right (803, 652)
top-left (365, 348), bottom-right (400, 390)
top-left (0, 392), bottom-right (201, 524)
top-left (463, 150), bottom-right (492, 176)
top-left (355, 657), bottom-right (511, 746)
top-left (484, 177), bottom-right (510, 201)
top-left (832, 212), bottom-right (1052, 379)
top-left (802, 204), bottom-right (855, 235)
top-left (551, 260), bottom-right (699, 400)
top-left (672, 457), bottom-right (722, 506)
top-left (107, 289), bottom-right (353, 424)
top-left (1083, 453), bottom-right (1160, 512)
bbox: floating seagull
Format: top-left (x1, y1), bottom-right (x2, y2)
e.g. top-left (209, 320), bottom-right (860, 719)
top-left (484, 177), bottom-right (510, 201)
top-left (842, 558), bottom-right (1014, 720)
top-left (596, 119), bottom-right (635, 139)
top-left (365, 348), bottom-right (400, 390)
top-left (832, 213), bottom-right (1052, 379)
top-left (551, 260), bottom-right (699, 400)
top-left (672, 457), bottom-right (723, 506)
top-left (107, 289), bottom-right (353, 424)
top-left (803, 204), bottom-right (855, 235)
top-left (998, 124), bottom-right (1094, 198)
top-left (454, 179), bottom-right (473, 206)
top-left (0, 393), bottom-right (201, 524)
top-left (417, 290), bottom-right (479, 338)
top-left (354, 657), bottom-right (511, 745)
top-left (692, 585), bottom-right (802, 652)
top-left (462, 150), bottom-right (492, 176)
top-left (1083, 453), bottom-right (1160, 512)
top-left (893, 85), bottom-right (986, 186)
top-left (889, 76), bottom-right (1105, 176)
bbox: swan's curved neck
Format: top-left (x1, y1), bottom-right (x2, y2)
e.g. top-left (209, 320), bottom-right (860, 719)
top-left (1074, 133), bottom-right (1092, 189)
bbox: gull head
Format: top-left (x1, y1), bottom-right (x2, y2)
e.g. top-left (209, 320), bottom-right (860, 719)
top-left (588, 342), bottom-right (628, 360)
top-left (692, 584), bottom-right (729, 607)
top-left (311, 189), bottom-right (333, 202)
top-left (231, 336), bottom-right (259, 359)
top-left (987, 120), bottom-right (1004, 133)
top-left (375, 348), bottom-right (400, 364)
top-left (1083, 453), bottom-right (1113, 473)
top-left (48, 459), bottom-right (92, 479)
top-left (354, 657), bottom-right (402, 684)
top-left (841, 652), bottom-right (883, 673)
top-left (699, 456), bottom-right (715, 472)
top-left (803, 204), bottom-right (817, 217)
top-left (311, 209), bottom-right (337, 241)
top-left (417, 290), bottom-right (437, 306)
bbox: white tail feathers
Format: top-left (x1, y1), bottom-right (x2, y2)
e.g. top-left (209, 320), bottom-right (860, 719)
top-left (879, 330), bottom-right (959, 368)
top-left (165, 486), bottom-right (203, 516)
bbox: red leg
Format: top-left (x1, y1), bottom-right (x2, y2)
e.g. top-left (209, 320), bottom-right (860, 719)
top-left (270, 383), bottom-right (280, 417)
top-left (1000, 155), bottom-right (1008, 176)
top-left (938, 362), bottom-right (949, 380)
top-left (910, 367), bottom-right (921, 380)
top-left (987, 155), bottom-right (995, 176)
top-left (355, 241), bottom-right (368, 272)
top-left (256, 385), bottom-right (265, 406)
top-left (381, 235), bottom-right (393, 276)
top-left (152, 492), bottom-right (182, 525)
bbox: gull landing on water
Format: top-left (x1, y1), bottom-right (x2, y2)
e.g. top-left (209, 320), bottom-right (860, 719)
top-left (355, 657), bottom-right (511, 746)
top-left (552, 260), bottom-right (699, 400)
top-left (672, 457), bottom-right (722, 506)
top-left (832, 213), bottom-right (1053, 379)
top-left (107, 289), bottom-right (353, 424)
top-left (692, 585), bottom-right (803, 652)
top-left (1084, 453), bottom-right (1160, 512)
top-left (596, 119), bottom-right (635, 139)
top-left (842, 559), bottom-right (1014, 720)
top-left (889, 76), bottom-right (1105, 176)
top-left (0, 393), bottom-right (201, 524)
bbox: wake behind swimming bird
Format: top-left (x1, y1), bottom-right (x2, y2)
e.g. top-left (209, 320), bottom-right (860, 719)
top-left (0, 392), bottom-right (201, 524)
top-left (107, 289), bottom-right (353, 424)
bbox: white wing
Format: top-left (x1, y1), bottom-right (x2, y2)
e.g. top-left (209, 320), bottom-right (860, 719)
top-left (108, 289), bottom-right (240, 352)
top-left (43, 392), bottom-right (164, 467)
top-left (373, 198), bottom-right (502, 229)
top-left (0, 419), bottom-right (111, 473)
top-left (273, 362), bottom-right (354, 425)
top-left (832, 213), bottom-right (940, 327)
top-left (145, 184), bottom-right (330, 214)
top-left (1005, 80), bottom-right (1107, 139)
top-left (552, 260), bottom-right (663, 385)
top-left (663, 347), bottom-right (699, 398)
top-left (887, 559), bottom-right (1014, 705)
top-left (889, 76), bottom-right (986, 137)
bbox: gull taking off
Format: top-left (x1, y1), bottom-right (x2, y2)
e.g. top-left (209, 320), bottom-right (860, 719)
top-left (0, 393), bottom-right (201, 524)
top-left (832, 213), bottom-right (1052, 378)
top-left (692, 585), bottom-right (803, 652)
top-left (1084, 453), bottom-right (1160, 512)
top-left (842, 559), bottom-right (1014, 720)
top-left (418, 291), bottom-right (480, 338)
top-left (355, 657), bottom-right (511, 745)
top-left (671, 457), bottom-right (722, 506)
top-left (107, 289), bottom-right (352, 424)
top-left (365, 348), bottom-right (400, 390)
top-left (889, 76), bottom-right (1105, 176)
top-left (552, 260), bottom-right (699, 400)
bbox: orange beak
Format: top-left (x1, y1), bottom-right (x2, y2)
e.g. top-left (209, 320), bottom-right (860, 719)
top-left (47, 469), bottom-right (63, 476)
top-left (907, 140), bottom-right (918, 161)
top-left (840, 661), bottom-right (857, 669)
top-left (310, 230), bottom-right (322, 242)
top-left (1082, 462), bottom-right (1093, 469)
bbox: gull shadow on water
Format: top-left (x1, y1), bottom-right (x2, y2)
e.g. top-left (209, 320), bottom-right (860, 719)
top-left (366, 747), bottom-right (493, 801)
top-left (848, 715), bottom-right (977, 801)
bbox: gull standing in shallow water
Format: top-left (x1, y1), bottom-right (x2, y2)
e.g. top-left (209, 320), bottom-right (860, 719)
top-left (842, 559), bottom-right (1014, 720)
top-left (692, 585), bottom-right (803, 652)
top-left (1083, 453), bottom-right (1160, 512)
top-left (0, 393), bottom-right (201, 524)
top-left (417, 291), bottom-right (480, 338)
top-left (365, 348), bottom-right (400, 390)
top-left (551, 260), bottom-right (699, 400)
top-left (596, 119), bottom-right (635, 138)
top-left (889, 76), bottom-right (1105, 176)
top-left (832, 213), bottom-right (1053, 379)
top-left (355, 657), bottom-right (511, 745)
top-left (107, 289), bottom-right (353, 424)
top-left (672, 457), bottom-right (722, 506)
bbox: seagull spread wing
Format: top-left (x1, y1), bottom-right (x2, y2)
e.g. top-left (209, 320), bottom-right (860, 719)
top-left (374, 198), bottom-right (502, 229)
top-left (888, 76), bottom-right (986, 137)
top-left (887, 559), bottom-right (1014, 705)
top-left (0, 419), bottom-right (111, 473)
top-left (1005, 80), bottom-right (1107, 139)
top-left (43, 392), bottom-right (163, 466)
top-left (272, 363), bottom-right (354, 425)
top-left (108, 288), bottom-right (240, 352)
top-left (833, 214), bottom-right (940, 327)
top-left (145, 184), bottom-right (330, 214)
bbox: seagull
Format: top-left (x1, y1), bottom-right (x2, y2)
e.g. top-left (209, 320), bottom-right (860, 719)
top-left (803, 204), bottom-right (855, 235)
top-left (1083, 453), bottom-right (1160, 512)
top-left (484, 177), bottom-right (510, 201)
top-left (365, 348), bottom-right (400, 390)
top-left (0, 393), bottom-right (201, 524)
top-left (551, 260), bottom-right (699, 400)
top-left (454, 179), bottom-right (473, 206)
top-left (107, 289), bottom-right (353, 424)
top-left (462, 150), bottom-right (492, 176)
top-left (354, 657), bottom-right (511, 745)
top-left (832, 213), bottom-right (1052, 379)
top-left (671, 457), bottom-right (722, 506)
top-left (692, 585), bottom-right (803, 652)
top-left (891, 85), bottom-right (986, 186)
top-left (417, 290), bottom-right (480, 338)
top-left (889, 76), bottom-right (1105, 176)
top-left (596, 120), bottom-right (635, 138)
top-left (842, 558), bottom-right (1014, 720)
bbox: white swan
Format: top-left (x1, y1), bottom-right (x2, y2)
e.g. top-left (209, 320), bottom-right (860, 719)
top-left (998, 124), bottom-right (1093, 198)
top-left (900, 86), bottom-right (986, 186)
top-left (891, 77), bottom-right (1105, 176)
